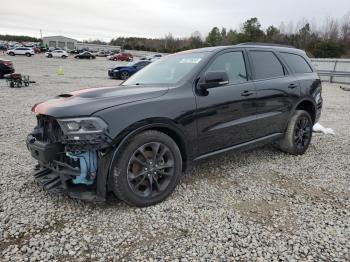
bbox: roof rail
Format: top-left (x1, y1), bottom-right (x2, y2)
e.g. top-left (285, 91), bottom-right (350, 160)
top-left (238, 42), bottom-right (296, 48)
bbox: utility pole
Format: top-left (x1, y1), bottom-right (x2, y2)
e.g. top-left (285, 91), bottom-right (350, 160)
top-left (40, 29), bottom-right (43, 42)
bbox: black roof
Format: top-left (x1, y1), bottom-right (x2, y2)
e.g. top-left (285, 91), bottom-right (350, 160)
top-left (181, 43), bottom-right (304, 55)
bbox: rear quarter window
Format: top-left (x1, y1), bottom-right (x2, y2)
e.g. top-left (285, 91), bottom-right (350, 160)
top-left (280, 52), bottom-right (313, 74)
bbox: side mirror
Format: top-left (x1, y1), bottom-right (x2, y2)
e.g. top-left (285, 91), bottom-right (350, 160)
top-left (200, 71), bottom-right (229, 90)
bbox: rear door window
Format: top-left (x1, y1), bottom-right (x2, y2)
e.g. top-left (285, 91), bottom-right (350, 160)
top-left (280, 52), bottom-right (313, 73)
top-left (250, 51), bottom-right (285, 80)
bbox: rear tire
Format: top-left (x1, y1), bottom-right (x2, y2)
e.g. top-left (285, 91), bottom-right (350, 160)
top-left (9, 52), bottom-right (15, 56)
top-left (62, 55), bottom-right (67, 59)
top-left (48, 54), bottom-right (53, 58)
top-left (277, 110), bottom-right (313, 155)
top-left (26, 53), bottom-right (31, 57)
top-left (112, 130), bottom-right (182, 207)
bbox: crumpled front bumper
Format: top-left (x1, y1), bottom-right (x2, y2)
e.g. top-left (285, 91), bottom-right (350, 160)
top-left (26, 134), bottom-right (112, 202)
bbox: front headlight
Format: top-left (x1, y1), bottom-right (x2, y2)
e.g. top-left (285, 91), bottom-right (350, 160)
top-left (58, 117), bottom-right (108, 134)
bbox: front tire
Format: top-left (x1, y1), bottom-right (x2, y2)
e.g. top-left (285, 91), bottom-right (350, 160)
top-left (26, 53), bottom-right (31, 57)
top-left (112, 130), bottom-right (182, 207)
top-left (120, 71), bottom-right (130, 80)
top-left (277, 110), bottom-right (313, 155)
top-left (9, 52), bottom-right (15, 56)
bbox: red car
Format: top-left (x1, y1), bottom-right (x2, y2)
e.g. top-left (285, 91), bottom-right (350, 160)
top-left (109, 53), bottom-right (133, 62)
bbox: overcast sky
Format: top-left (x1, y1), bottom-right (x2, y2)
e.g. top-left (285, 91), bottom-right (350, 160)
top-left (0, 0), bottom-right (349, 41)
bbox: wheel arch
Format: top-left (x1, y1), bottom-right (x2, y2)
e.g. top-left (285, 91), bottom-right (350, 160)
top-left (108, 120), bottom-right (190, 177)
top-left (294, 99), bottom-right (317, 124)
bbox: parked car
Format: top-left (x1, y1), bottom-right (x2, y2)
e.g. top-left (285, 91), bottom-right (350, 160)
top-left (0, 58), bottom-right (14, 78)
top-left (48, 47), bottom-right (61, 52)
top-left (108, 60), bottom-right (151, 80)
top-left (108, 52), bottom-right (133, 62)
top-left (6, 47), bottom-right (35, 57)
top-left (140, 54), bottom-right (162, 61)
top-left (74, 51), bottom-right (96, 59)
top-left (0, 44), bottom-right (7, 51)
top-left (26, 44), bottom-right (322, 207)
top-left (95, 51), bottom-right (109, 57)
top-left (45, 50), bottom-right (68, 59)
top-left (33, 47), bottom-right (41, 54)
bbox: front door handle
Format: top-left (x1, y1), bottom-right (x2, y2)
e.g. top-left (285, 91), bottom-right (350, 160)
top-left (288, 83), bottom-right (298, 89)
top-left (241, 90), bottom-right (255, 97)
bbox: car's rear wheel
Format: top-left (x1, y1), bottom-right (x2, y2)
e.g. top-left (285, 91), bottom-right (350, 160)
top-left (25, 53), bottom-right (31, 57)
top-left (48, 54), bottom-right (53, 58)
top-left (120, 71), bottom-right (130, 80)
top-left (62, 55), bottom-right (67, 59)
top-left (9, 52), bottom-right (15, 56)
top-left (112, 130), bottom-right (182, 207)
top-left (277, 110), bottom-right (313, 155)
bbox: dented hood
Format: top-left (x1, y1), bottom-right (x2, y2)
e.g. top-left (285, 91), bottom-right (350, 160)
top-left (32, 85), bottom-right (168, 118)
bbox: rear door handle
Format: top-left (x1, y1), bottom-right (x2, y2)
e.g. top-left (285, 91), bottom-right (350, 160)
top-left (241, 90), bottom-right (255, 97)
top-left (288, 83), bottom-right (298, 89)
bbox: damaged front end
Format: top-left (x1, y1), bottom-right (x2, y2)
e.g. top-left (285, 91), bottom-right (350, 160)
top-left (26, 114), bottom-right (113, 202)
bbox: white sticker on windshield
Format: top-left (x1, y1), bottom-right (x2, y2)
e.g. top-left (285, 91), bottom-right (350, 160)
top-left (179, 58), bottom-right (202, 64)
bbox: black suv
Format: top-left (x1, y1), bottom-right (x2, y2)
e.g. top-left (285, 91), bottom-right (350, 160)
top-left (27, 44), bottom-right (322, 206)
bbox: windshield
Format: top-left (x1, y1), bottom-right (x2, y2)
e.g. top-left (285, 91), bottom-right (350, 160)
top-left (123, 52), bottom-right (209, 86)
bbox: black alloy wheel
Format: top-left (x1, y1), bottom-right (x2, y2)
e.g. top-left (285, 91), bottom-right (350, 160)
top-left (277, 110), bottom-right (313, 155)
top-left (294, 116), bottom-right (312, 151)
top-left (112, 130), bottom-right (182, 207)
top-left (127, 142), bottom-right (175, 198)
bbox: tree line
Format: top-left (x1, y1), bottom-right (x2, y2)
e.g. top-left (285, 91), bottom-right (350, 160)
top-left (110, 13), bottom-right (350, 58)
top-left (0, 34), bottom-right (40, 43)
top-left (1, 11), bottom-right (350, 58)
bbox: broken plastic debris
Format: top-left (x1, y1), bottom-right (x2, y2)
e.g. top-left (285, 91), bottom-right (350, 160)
top-left (313, 123), bottom-right (335, 135)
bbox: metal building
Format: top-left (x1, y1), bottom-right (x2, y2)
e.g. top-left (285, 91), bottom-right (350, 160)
top-left (42, 36), bottom-right (77, 50)
top-left (42, 36), bottom-right (121, 52)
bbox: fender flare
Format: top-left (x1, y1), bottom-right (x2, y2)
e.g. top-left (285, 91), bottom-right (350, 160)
top-left (292, 98), bottom-right (317, 121)
top-left (102, 120), bottom-right (190, 195)
top-left (282, 98), bottom-right (317, 132)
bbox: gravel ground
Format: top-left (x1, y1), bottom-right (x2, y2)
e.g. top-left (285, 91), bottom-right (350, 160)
top-left (0, 54), bottom-right (349, 261)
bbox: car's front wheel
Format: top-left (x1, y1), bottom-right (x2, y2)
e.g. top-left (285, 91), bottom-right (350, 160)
top-left (277, 110), bottom-right (313, 155)
top-left (25, 53), bottom-right (31, 57)
top-left (112, 130), bottom-right (182, 207)
top-left (120, 71), bottom-right (130, 80)
top-left (9, 52), bottom-right (15, 56)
